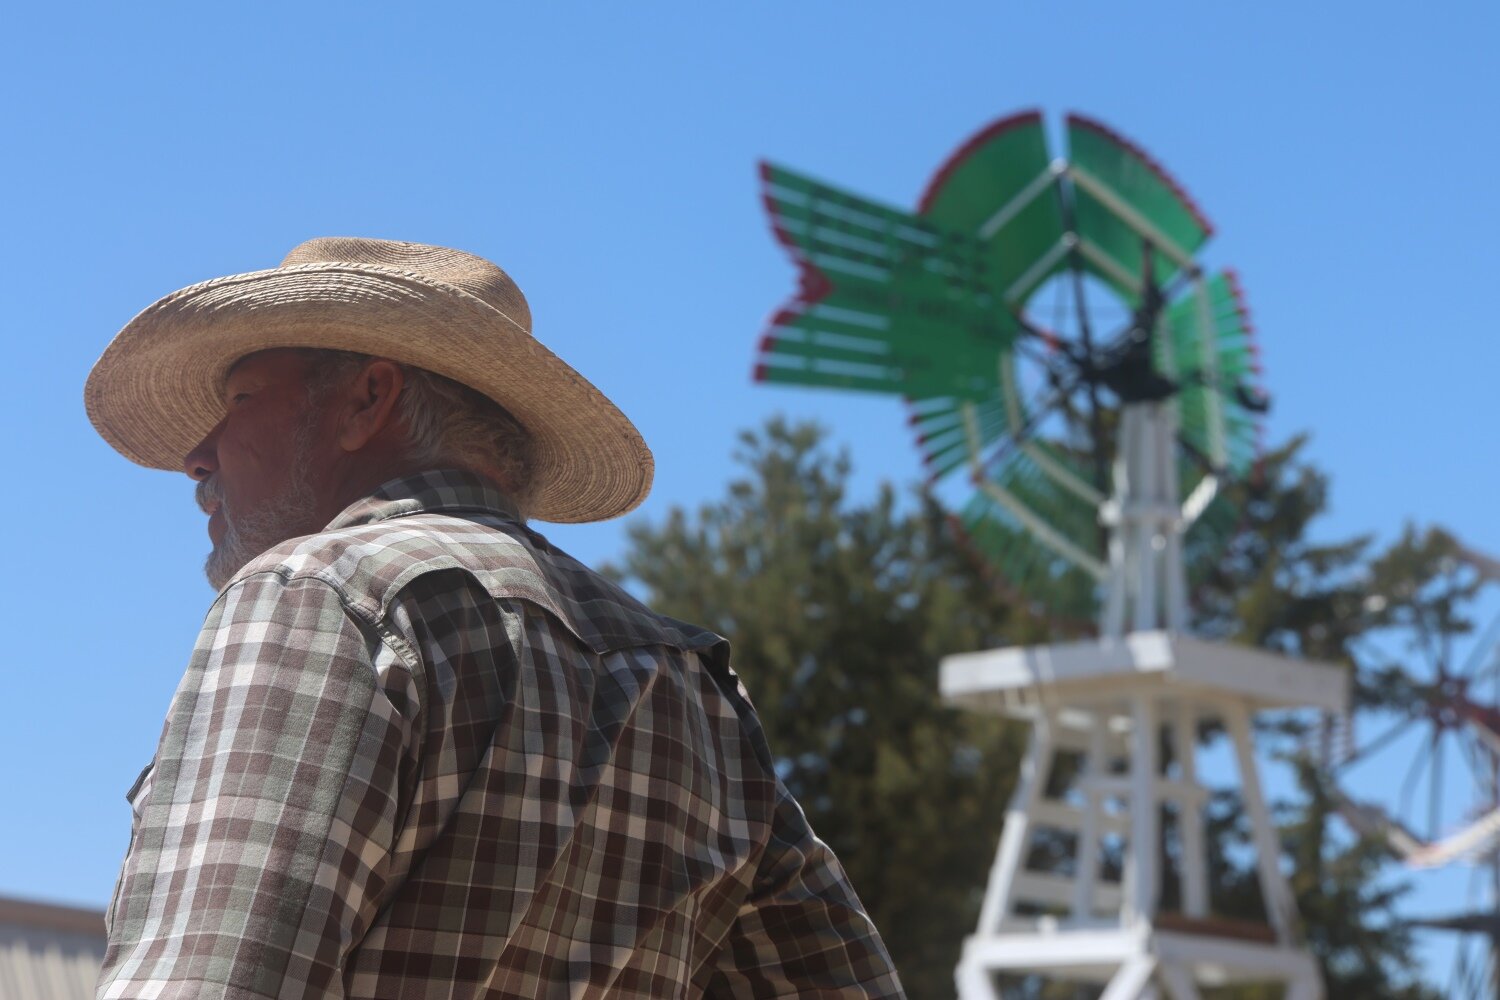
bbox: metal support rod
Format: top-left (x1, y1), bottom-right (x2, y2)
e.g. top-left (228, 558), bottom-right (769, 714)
top-left (1135, 408), bottom-right (1159, 634)
top-left (1100, 955), bottom-right (1158, 1000)
top-left (1158, 406), bottom-right (1189, 632)
top-left (1158, 964), bottom-right (1203, 1000)
top-left (1101, 406), bottom-right (1133, 638)
top-left (1285, 965), bottom-right (1326, 1000)
top-left (1173, 702), bottom-right (1209, 917)
top-left (1100, 403), bottom-right (1188, 636)
top-left (953, 954), bottom-right (996, 1000)
top-left (1493, 810), bottom-right (1500, 1000)
top-left (977, 712), bottom-right (1054, 934)
top-left (1072, 718), bottom-right (1108, 920)
top-left (1126, 695), bottom-right (1160, 925)
top-left (1225, 701), bottom-right (1300, 944)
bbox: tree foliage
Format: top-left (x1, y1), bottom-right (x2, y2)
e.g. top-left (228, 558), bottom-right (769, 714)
top-left (614, 419), bottom-right (1448, 998)
top-left (613, 418), bottom-right (1048, 995)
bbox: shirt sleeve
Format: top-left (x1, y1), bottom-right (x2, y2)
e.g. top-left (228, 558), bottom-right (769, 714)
top-left (98, 572), bottom-right (420, 1000)
top-left (702, 780), bottom-right (907, 999)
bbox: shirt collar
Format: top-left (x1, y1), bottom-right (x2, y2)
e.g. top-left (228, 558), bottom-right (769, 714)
top-left (324, 468), bottom-right (523, 531)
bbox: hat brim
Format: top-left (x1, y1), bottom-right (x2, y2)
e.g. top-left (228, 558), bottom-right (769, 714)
top-left (85, 262), bottom-right (653, 523)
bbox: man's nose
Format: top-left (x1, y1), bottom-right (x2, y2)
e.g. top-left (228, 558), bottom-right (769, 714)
top-left (183, 420), bottom-right (225, 481)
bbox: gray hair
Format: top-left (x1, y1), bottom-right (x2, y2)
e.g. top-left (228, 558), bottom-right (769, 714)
top-left (300, 349), bottom-right (536, 516)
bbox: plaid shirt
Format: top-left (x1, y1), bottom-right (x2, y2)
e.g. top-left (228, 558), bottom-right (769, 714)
top-left (100, 470), bottom-right (903, 999)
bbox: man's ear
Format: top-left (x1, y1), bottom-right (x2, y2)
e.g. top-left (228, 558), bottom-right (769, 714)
top-left (336, 359), bottom-right (406, 452)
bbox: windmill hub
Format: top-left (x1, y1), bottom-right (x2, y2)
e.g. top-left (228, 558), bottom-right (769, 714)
top-left (1094, 336), bottom-right (1179, 404)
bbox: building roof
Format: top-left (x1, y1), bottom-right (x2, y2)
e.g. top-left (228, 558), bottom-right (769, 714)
top-left (0, 896), bottom-right (106, 1000)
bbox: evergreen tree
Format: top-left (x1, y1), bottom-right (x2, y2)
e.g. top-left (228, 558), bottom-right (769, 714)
top-left (615, 419), bottom-right (1442, 997)
top-left (612, 419), bottom-right (1040, 996)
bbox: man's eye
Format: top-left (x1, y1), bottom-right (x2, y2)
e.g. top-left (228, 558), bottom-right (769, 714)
top-left (229, 393), bottom-right (251, 406)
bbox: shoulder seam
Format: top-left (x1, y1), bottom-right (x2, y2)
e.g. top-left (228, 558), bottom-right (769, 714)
top-left (223, 563), bottom-right (385, 628)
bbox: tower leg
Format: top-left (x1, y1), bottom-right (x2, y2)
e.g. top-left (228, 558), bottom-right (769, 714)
top-left (1134, 408), bottom-right (1159, 634)
top-left (1157, 964), bottom-right (1202, 1000)
top-left (953, 952), bottom-right (997, 1000)
top-left (976, 713), bottom-right (1054, 934)
top-left (1125, 695), bottom-right (1160, 926)
top-left (1172, 701), bottom-right (1209, 918)
top-left (1154, 405), bottom-right (1188, 632)
top-left (1225, 701), bottom-right (1300, 943)
top-left (1100, 955), bottom-right (1157, 1000)
top-left (1286, 965), bottom-right (1325, 1000)
top-left (1072, 720), bottom-right (1107, 919)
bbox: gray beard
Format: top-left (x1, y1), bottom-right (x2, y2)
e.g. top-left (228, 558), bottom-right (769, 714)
top-left (198, 425), bottom-right (322, 590)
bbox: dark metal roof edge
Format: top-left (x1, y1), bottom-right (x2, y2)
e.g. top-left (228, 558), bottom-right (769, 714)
top-left (0, 895), bottom-right (106, 938)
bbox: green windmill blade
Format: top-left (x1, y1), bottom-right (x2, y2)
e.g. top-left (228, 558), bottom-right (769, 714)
top-left (1065, 114), bottom-right (1214, 303)
top-left (755, 110), bottom-right (1268, 624)
top-left (917, 110), bottom-right (1069, 308)
top-left (756, 162), bottom-right (1017, 401)
top-left (1161, 268), bottom-right (1264, 478)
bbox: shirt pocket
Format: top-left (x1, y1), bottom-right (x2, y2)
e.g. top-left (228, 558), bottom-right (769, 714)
top-left (104, 761), bottom-right (156, 935)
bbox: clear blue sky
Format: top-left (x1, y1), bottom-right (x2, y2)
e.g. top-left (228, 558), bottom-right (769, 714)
top-left (4, 1), bottom-right (1497, 989)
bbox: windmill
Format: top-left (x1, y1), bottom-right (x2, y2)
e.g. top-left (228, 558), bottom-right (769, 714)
top-left (756, 111), bottom-right (1263, 631)
top-left (757, 110), bottom-right (1347, 998)
top-left (1329, 538), bottom-right (1500, 997)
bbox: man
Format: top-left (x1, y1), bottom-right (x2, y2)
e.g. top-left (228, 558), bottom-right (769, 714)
top-left (87, 238), bottom-right (904, 999)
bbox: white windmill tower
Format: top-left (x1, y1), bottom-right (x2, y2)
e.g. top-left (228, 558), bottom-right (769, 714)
top-left (753, 111), bottom-right (1349, 998)
top-left (941, 400), bottom-right (1345, 999)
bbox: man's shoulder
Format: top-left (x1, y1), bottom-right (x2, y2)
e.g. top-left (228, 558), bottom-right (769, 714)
top-left (230, 511), bottom-right (529, 616)
top-left (230, 512), bottom-right (723, 657)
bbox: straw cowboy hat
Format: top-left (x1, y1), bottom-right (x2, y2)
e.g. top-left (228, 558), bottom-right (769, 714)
top-left (85, 237), bottom-right (653, 523)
